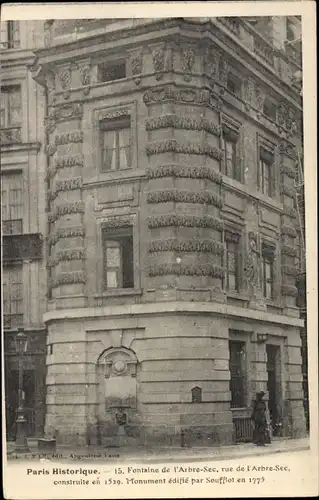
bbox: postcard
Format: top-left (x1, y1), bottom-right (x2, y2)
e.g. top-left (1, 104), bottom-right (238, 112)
top-left (1, 2), bottom-right (318, 499)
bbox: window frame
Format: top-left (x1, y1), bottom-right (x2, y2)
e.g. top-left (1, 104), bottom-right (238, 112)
top-left (258, 141), bottom-right (276, 198)
top-left (261, 243), bottom-right (276, 300)
top-left (223, 230), bottom-right (241, 294)
top-left (3, 263), bottom-right (24, 329)
top-left (221, 120), bottom-right (242, 182)
top-left (263, 97), bottom-right (277, 121)
top-left (91, 103), bottom-right (137, 180)
top-left (229, 339), bottom-right (246, 409)
top-left (260, 157), bottom-right (272, 197)
top-left (1, 85), bottom-right (22, 129)
top-left (96, 213), bottom-right (140, 296)
top-left (102, 226), bottom-right (134, 290)
top-left (226, 72), bottom-right (242, 98)
top-left (7, 21), bottom-right (20, 49)
top-left (1, 21), bottom-right (20, 49)
top-left (98, 60), bottom-right (127, 83)
top-left (1, 170), bottom-right (24, 235)
top-left (99, 116), bottom-right (131, 173)
top-left (225, 239), bottom-right (239, 292)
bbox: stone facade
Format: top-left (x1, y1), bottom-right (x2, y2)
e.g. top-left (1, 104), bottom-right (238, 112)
top-left (26, 17), bottom-right (307, 446)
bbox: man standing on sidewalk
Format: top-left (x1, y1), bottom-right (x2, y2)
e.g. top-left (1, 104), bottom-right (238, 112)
top-left (251, 391), bottom-right (270, 447)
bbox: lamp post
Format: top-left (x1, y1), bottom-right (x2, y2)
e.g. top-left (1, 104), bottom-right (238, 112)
top-left (14, 329), bottom-right (30, 453)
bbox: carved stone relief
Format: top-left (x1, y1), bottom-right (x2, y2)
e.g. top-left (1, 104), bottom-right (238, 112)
top-left (204, 47), bottom-right (220, 81)
top-left (244, 231), bottom-right (260, 296)
top-left (255, 86), bottom-right (266, 115)
top-left (181, 45), bottom-right (195, 82)
top-left (130, 49), bottom-right (143, 85)
top-left (79, 61), bottom-right (91, 95)
top-left (151, 44), bottom-right (165, 80)
top-left (244, 78), bottom-right (254, 110)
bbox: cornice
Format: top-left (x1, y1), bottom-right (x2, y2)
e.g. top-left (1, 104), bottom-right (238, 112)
top-left (0, 49), bottom-right (36, 69)
top-left (1, 142), bottom-right (42, 154)
top-left (43, 301), bottom-right (304, 327)
top-left (202, 21), bottom-right (302, 108)
top-left (30, 19), bottom-right (182, 66)
top-left (28, 18), bottom-right (301, 109)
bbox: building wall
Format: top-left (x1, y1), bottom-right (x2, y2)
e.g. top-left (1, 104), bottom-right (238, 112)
top-left (43, 304), bottom-right (305, 446)
top-left (1, 20), bottom-right (47, 438)
top-left (27, 16), bottom-right (306, 445)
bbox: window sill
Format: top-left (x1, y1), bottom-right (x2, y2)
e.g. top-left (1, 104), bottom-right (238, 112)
top-left (94, 288), bottom-right (142, 298)
top-left (231, 407), bottom-right (249, 411)
top-left (265, 300), bottom-right (283, 310)
top-left (226, 291), bottom-right (249, 302)
top-left (83, 167), bottom-right (146, 186)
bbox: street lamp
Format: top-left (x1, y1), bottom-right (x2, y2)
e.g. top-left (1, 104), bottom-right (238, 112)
top-left (14, 328), bottom-right (30, 453)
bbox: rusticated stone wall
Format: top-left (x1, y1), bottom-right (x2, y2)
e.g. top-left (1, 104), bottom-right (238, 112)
top-left (45, 97), bottom-right (86, 306)
top-left (143, 83), bottom-right (225, 302)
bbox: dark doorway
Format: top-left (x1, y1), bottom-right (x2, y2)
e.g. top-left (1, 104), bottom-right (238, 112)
top-left (5, 369), bottom-right (36, 440)
top-left (266, 344), bottom-right (282, 436)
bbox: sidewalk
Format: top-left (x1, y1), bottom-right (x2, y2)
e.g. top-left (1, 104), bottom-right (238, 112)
top-left (6, 437), bottom-right (309, 463)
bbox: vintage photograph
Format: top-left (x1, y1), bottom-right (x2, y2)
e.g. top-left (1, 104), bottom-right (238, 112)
top-left (1, 7), bottom-right (316, 498)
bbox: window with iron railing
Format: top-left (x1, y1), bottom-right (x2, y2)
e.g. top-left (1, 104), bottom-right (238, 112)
top-left (1, 172), bottom-right (23, 234)
top-left (1, 21), bottom-right (20, 49)
top-left (3, 264), bottom-right (23, 329)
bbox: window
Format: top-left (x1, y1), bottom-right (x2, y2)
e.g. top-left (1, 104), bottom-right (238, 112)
top-left (229, 340), bottom-right (246, 408)
top-left (1, 172), bottom-right (23, 234)
top-left (222, 123), bottom-right (241, 181)
top-left (263, 97), bottom-right (277, 121)
top-left (103, 227), bottom-right (134, 289)
top-left (226, 74), bottom-right (241, 98)
top-left (191, 387), bottom-right (202, 403)
top-left (223, 136), bottom-right (242, 181)
top-left (0, 21), bottom-right (20, 49)
top-left (259, 159), bottom-right (272, 196)
top-left (224, 231), bottom-right (240, 292)
top-left (3, 264), bottom-right (23, 329)
top-left (1, 85), bottom-right (22, 128)
top-left (100, 117), bottom-right (131, 172)
top-left (98, 61), bottom-right (126, 83)
top-left (262, 244), bottom-right (275, 300)
top-left (224, 138), bottom-right (237, 179)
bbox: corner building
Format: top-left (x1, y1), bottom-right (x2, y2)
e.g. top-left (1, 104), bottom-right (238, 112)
top-left (30, 17), bottom-right (306, 446)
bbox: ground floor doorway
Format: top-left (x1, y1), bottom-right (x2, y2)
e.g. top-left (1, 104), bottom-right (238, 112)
top-left (266, 344), bottom-right (283, 436)
top-left (5, 348), bottom-right (46, 441)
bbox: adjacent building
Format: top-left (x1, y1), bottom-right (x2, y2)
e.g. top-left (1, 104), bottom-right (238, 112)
top-left (2, 16), bottom-right (307, 447)
top-left (1, 20), bottom-right (47, 439)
